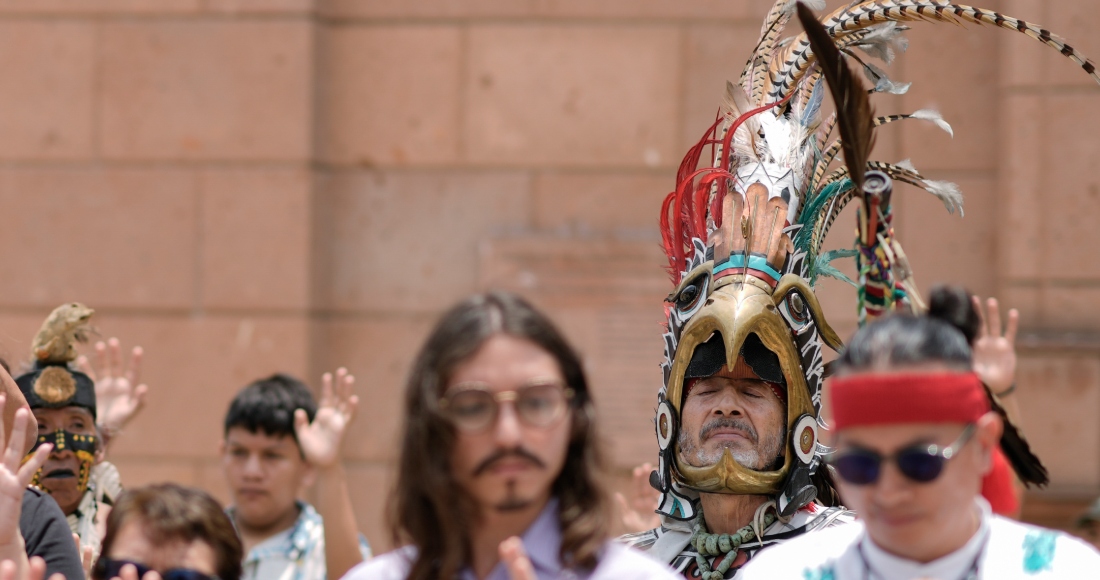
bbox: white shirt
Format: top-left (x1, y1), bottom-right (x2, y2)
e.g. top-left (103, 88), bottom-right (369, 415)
top-left (738, 498), bottom-right (1100, 579)
top-left (344, 499), bottom-right (679, 580)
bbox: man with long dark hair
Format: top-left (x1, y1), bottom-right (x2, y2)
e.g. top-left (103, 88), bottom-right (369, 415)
top-left (345, 292), bottom-right (678, 580)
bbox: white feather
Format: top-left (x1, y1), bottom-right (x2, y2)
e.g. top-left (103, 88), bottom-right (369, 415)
top-left (923, 179), bottom-right (965, 216)
top-left (782, 0), bottom-right (825, 15)
top-left (910, 109), bottom-right (954, 138)
top-left (862, 62), bottom-right (911, 95)
top-left (854, 22), bottom-right (910, 64)
top-left (895, 158), bottom-right (917, 172)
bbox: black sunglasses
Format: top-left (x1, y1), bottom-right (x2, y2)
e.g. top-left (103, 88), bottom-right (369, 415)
top-left (95, 558), bottom-right (220, 580)
top-left (828, 424), bottom-right (977, 485)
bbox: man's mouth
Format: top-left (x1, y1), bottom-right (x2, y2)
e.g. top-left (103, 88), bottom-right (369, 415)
top-left (705, 428), bottom-right (751, 442)
top-left (700, 419), bottom-right (758, 443)
top-left (43, 469), bottom-right (75, 480)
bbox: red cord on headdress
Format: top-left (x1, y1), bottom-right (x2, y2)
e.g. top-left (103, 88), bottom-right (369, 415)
top-left (661, 93), bottom-right (795, 282)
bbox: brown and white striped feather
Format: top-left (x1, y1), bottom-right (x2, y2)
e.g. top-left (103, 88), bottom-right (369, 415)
top-left (767, 1), bottom-right (1100, 104)
top-left (811, 112), bottom-right (947, 187)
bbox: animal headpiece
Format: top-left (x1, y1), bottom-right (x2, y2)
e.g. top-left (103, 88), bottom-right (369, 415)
top-left (17, 302), bottom-right (98, 493)
top-left (651, 0), bottom-right (1098, 520)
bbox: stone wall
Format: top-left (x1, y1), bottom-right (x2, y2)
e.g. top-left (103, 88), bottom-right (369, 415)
top-left (0, 0), bottom-right (1097, 549)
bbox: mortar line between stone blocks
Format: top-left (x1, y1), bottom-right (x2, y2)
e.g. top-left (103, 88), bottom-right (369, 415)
top-left (193, 180), bottom-right (206, 317)
top-left (457, 24), bottom-right (470, 164)
top-left (674, 22), bottom-right (688, 164)
top-left (91, 17), bottom-right (104, 159)
top-left (317, 16), bottom-right (764, 28)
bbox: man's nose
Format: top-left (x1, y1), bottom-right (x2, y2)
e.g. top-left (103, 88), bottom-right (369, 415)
top-left (492, 403), bottom-right (523, 448)
top-left (712, 389), bottom-right (745, 416)
top-left (872, 460), bottom-right (914, 507)
top-left (242, 454), bottom-right (264, 476)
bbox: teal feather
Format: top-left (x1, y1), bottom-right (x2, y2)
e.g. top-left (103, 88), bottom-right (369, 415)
top-left (794, 177), bottom-right (853, 254)
top-left (811, 249), bottom-right (857, 287)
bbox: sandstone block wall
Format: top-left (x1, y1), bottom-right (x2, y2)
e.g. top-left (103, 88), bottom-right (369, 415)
top-left (0, 0), bottom-right (1096, 548)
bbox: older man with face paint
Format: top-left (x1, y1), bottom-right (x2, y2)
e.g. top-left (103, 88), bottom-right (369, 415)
top-left (739, 307), bottom-right (1100, 579)
top-left (0, 358), bottom-right (84, 580)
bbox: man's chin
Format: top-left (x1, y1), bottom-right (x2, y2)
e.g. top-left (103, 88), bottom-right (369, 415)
top-left (493, 497), bottom-right (535, 512)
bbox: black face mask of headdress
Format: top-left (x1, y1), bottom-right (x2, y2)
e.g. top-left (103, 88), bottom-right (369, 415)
top-left (27, 429), bottom-right (98, 494)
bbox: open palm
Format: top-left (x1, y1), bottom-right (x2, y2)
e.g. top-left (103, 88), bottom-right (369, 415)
top-left (971, 296), bottom-right (1018, 394)
top-left (294, 368), bottom-right (359, 468)
top-left (0, 396), bottom-right (51, 547)
top-left (77, 338), bottom-right (148, 435)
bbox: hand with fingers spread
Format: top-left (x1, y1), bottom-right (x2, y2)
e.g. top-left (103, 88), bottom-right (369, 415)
top-left (499, 537), bottom-right (537, 580)
top-left (0, 395), bottom-right (54, 576)
top-left (4, 557), bottom-right (65, 580)
top-left (110, 562), bottom-right (162, 580)
top-left (971, 296), bottom-right (1019, 396)
top-left (614, 462), bottom-right (661, 534)
top-left (77, 338), bottom-right (149, 436)
top-left (294, 368), bottom-right (359, 469)
top-left (71, 534), bottom-right (93, 579)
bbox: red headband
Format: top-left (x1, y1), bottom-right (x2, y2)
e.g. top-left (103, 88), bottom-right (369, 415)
top-left (828, 372), bottom-right (990, 430)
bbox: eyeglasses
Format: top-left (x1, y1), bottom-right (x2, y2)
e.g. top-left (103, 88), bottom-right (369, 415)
top-left (828, 424), bottom-right (977, 485)
top-left (95, 558), bottom-right (220, 580)
top-left (438, 379), bottom-right (575, 433)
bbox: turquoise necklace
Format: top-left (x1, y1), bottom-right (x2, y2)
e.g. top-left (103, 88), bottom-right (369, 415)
top-left (690, 511), bottom-right (777, 580)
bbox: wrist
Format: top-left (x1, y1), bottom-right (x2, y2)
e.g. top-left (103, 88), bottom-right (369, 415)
top-left (314, 461), bottom-right (345, 474)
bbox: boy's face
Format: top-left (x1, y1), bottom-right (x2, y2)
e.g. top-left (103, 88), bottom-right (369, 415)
top-left (221, 428), bottom-right (312, 530)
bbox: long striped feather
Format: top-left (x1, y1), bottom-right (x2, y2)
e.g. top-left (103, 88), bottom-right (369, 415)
top-left (766, 1), bottom-right (1100, 104)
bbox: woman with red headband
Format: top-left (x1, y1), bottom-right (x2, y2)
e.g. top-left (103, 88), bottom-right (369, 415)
top-left (739, 288), bottom-right (1100, 579)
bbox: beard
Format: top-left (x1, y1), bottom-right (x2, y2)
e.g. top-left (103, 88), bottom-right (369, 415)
top-left (678, 416), bottom-right (785, 470)
top-left (493, 480), bottom-right (535, 512)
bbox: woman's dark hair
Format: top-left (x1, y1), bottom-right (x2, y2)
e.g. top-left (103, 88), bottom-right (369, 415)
top-left (836, 285), bottom-right (976, 373)
top-left (390, 291), bottom-right (610, 580)
top-left (97, 483), bottom-right (243, 580)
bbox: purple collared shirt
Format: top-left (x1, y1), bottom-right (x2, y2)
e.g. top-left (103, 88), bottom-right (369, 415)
top-left (343, 499), bottom-right (678, 580)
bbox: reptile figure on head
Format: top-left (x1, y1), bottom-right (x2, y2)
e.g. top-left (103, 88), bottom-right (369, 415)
top-left (622, 1), bottom-right (1097, 578)
top-left (18, 302), bottom-right (119, 563)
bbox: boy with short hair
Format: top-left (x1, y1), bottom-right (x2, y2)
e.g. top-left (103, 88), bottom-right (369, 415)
top-left (221, 369), bottom-right (369, 580)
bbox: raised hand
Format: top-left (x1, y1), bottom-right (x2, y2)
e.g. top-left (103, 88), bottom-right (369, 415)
top-left (110, 562), bottom-right (162, 580)
top-left (19, 557), bottom-right (66, 580)
top-left (971, 296), bottom-right (1019, 395)
top-left (499, 537), bottom-right (536, 580)
top-left (614, 462), bottom-right (661, 534)
top-left (71, 534), bottom-right (93, 579)
top-left (294, 368), bottom-right (359, 469)
top-left (77, 338), bottom-right (148, 435)
top-left (0, 395), bottom-right (52, 548)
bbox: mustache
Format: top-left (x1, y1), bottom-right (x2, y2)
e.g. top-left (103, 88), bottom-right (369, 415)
top-left (472, 447), bottom-right (546, 476)
top-left (700, 417), bottom-right (757, 442)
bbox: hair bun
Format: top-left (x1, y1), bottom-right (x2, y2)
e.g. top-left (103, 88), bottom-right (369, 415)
top-left (927, 285), bottom-right (980, 345)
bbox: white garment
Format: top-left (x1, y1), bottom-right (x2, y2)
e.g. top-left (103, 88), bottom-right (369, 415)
top-left (738, 498), bottom-right (1100, 579)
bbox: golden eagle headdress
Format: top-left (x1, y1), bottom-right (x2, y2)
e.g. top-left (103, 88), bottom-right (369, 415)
top-left (651, 0), bottom-right (1099, 521)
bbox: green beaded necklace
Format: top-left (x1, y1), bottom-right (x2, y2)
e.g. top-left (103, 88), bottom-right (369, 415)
top-left (689, 511), bottom-right (777, 580)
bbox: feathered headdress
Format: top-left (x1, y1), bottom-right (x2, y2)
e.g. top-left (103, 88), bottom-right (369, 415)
top-left (651, 0), bottom-right (1097, 520)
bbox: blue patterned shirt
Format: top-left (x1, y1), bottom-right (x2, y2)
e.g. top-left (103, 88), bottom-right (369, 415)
top-left (233, 501), bottom-right (371, 580)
